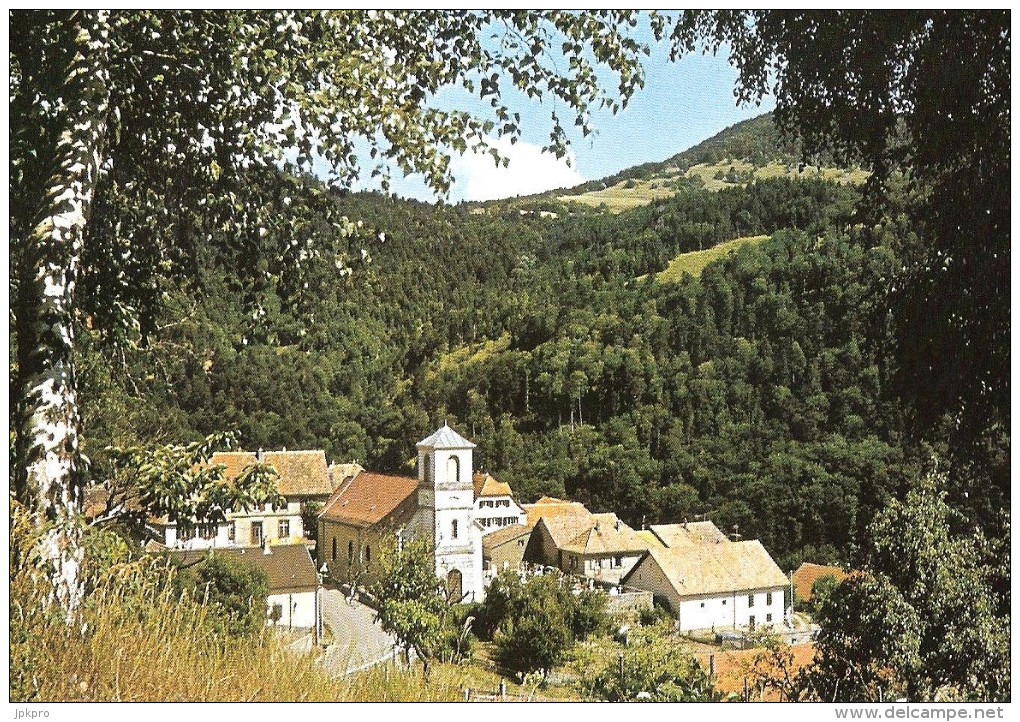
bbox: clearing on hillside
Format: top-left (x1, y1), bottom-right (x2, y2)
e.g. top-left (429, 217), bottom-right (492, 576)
top-left (642, 235), bottom-right (770, 283)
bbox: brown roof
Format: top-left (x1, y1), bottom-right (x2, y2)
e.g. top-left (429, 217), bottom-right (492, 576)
top-left (259, 451), bottom-right (332, 497)
top-left (557, 513), bottom-right (647, 556)
top-left (170, 544), bottom-right (318, 594)
top-left (482, 524), bottom-right (532, 552)
top-left (792, 563), bottom-right (847, 602)
top-left (624, 540), bottom-right (789, 597)
top-left (522, 497), bottom-right (590, 527)
top-left (472, 472), bottom-right (514, 499)
top-left (650, 521), bottom-right (729, 548)
top-left (319, 471), bottom-right (419, 528)
top-left (207, 451), bottom-right (258, 483)
top-left (328, 462), bottom-right (365, 490)
top-left (82, 484), bottom-right (143, 520)
top-left (697, 644), bottom-right (817, 700)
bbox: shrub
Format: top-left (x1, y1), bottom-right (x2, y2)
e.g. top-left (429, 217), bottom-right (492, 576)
top-left (173, 553), bottom-right (270, 638)
top-left (574, 628), bottom-right (718, 702)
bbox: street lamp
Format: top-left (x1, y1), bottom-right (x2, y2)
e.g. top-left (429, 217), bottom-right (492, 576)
top-left (315, 562), bottom-right (328, 646)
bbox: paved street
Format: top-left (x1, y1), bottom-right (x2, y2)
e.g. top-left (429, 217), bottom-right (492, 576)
top-left (317, 588), bottom-right (400, 676)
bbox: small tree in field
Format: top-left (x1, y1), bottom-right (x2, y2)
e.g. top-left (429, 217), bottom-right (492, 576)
top-left (371, 537), bottom-right (449, 680)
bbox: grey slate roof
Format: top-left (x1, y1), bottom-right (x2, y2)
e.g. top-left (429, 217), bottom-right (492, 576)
top-left (416, 423), bottom-right (476, 449)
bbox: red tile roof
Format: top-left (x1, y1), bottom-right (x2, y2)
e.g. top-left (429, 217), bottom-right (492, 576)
top-left (792, 563), bottom-right (847, 602)
top-left (319, 471), bottom-right (419, 528)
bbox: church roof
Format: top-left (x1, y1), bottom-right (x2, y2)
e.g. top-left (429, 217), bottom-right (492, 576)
top-left (318, 471), bottom-right (418, 528)
top-left (417, 423), bottom-right (476, 449)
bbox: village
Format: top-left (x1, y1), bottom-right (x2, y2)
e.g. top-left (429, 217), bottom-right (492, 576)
top-left (86, 423), bottom-right (845, 698)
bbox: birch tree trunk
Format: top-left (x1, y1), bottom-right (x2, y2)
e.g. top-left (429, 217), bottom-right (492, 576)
top-left (14, 10), bottom-right (111, 610)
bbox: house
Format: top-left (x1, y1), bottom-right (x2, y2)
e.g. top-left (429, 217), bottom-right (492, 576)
top-left (482, 524), bottom-right (532, 575)
top-left (472, 472), bottom-right (526, 533)
top-left (318, 424), bottom-right (487, 603)
top-left (792, 562), bottom-right (847, 603)
top-left (171, 543), bottom-right (320, 630)
top-left (151, 449), bottom-right (334, 549)
top-left (524, 502), bottom-right (647, 583)
top-left (621, 527), bottom-right (790, 632)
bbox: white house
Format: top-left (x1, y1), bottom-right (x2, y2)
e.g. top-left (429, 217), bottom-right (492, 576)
top-left (171, 543), bottom-right (320, 630)
top-left (472, 472), bottom-right (526, 533)
top-left (150, 449), bottom-right (335, 550)
top-left (621, 524), bottom-right (789, 632)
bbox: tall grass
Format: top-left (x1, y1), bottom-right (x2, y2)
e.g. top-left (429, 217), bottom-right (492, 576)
top-left (10, 502), bottom-right (462, 702)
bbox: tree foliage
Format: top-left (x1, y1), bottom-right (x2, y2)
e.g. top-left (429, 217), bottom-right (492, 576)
top-left (480, 569), bottom-right (607, 678)
top-left (98, 432), bottom-right (284, 536)
top-left (672, 9), bottom-right (1010, 443)
top-left (371, 537), bottom-right (462, 678)
top-left (573, 627), bottom-right (717, 702)
top-left (806, 467), bottom-right (1009, 702)
top-left (174, 552), bottom-right (270, 638)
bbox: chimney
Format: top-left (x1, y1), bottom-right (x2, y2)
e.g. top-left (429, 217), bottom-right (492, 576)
top-left (615, 518), bottom-right (621, 531)
top-left (683, 518), bottom-right (688, 530)
top-left (257, 447), bottom-right (264, 461)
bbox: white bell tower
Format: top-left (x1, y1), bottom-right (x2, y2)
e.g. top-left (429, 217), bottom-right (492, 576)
top-left (415, 423), bottom-right (484, 602)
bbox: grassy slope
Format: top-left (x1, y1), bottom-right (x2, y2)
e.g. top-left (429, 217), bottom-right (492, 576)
top-left (636, 235), bottom-right (771, 283)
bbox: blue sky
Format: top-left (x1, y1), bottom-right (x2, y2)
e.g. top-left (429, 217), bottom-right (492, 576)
top-left (350, 20), bottom-right (775, 204)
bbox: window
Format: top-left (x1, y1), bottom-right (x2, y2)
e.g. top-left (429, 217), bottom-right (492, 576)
top-left (365, 545), bottom-right (371, 563)
top-left (251, 521), bottom-right (263, 547)
top-left (749, 615), bottom-right (756, 630)
top-left (748, 594), bottom-right (755, 608)
top-left (766, 592), bottom-right (773, 605)
top-left (614, 556), bottom-right (623, 567)
top-left (766, 613), bottom-right (773, 623)
top-left (447, 455), bottom-right (460, 483)
top-left (227, 522), bottom-right (236, 542)
top-left (331, 538), bottom-right (337, 561)
top-left (271, 603), bottom-right (283, 623)
top-left (722, 599), bottom-right (727, 605)
top-left (570, 556), bottom-right (577, 570)
top-left (348, 540), bottom-right (354, 563)
top-left (451, 520), bottom-right (458, 539)
top-left (700, 602), bottom-right (705, 608)
top-left (278, 519), bottom-right (290, 539)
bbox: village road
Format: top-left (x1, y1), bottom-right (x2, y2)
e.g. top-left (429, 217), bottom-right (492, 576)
top-left (318, 588), bottom-right (399, 676)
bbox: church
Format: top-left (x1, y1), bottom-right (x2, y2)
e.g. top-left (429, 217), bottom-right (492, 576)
top-left (316, 424), bottom-right (494, 602)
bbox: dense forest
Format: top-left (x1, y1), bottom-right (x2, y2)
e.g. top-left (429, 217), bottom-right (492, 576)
top-left (68, 114), bottom-right (1007, 571)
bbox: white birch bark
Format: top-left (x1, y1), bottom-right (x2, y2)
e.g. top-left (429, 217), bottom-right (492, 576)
top-left (16, 11), bottom-right (111, 611)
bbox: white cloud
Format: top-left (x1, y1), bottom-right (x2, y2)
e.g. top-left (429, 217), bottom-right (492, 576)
top-left (451, 136), bottom-right (585, 202)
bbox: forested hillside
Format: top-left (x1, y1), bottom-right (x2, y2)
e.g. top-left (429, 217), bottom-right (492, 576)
top-left (72, 115), bottom-right (1007, 571)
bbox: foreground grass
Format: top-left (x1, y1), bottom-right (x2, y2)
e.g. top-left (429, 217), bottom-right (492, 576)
top-left (10, 508), bottom-right (464, 702)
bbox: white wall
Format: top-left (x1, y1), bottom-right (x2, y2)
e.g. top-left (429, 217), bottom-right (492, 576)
top-left (268, 591), bottom-right (316, 630)
top-left (676, 588), bottom-right (786, 632)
